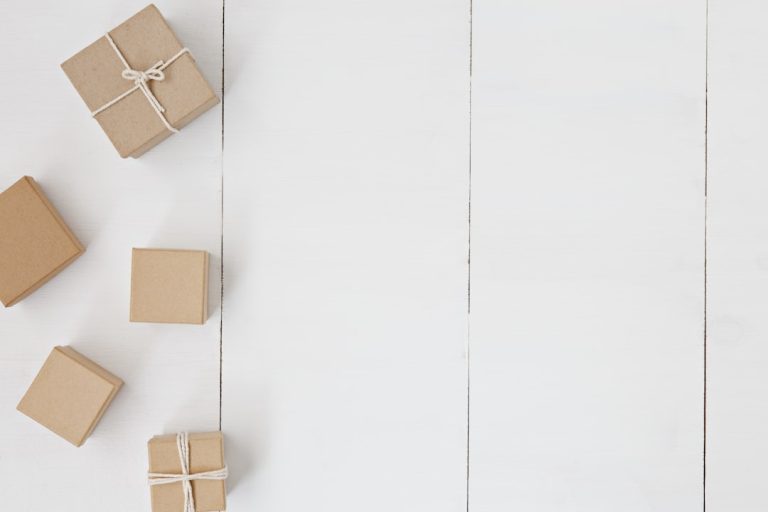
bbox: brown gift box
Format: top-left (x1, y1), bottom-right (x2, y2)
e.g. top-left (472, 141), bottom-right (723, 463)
top-left (61, 4), bottom-right (219, 158)
top-left (17, 346), bottom-right (123, 446)
top-left (0, 176), bottom-right (84, 307)
top-left (130, 248), bottom-right (209, 324)
top-left (148, 432), bottom-right (227, 512)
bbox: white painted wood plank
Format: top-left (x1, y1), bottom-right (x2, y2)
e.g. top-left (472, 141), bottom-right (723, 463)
top-left (0, 2), bottom-right (222, 510)
top-left (222, 1), bottom-right (469, 510)
top-left (470, 2), bottom-right (705, 510)
top-left (707, 2), bottom-right (768, 510)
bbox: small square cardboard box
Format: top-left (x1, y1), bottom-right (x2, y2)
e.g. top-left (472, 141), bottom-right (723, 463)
top-left (61, 4), bottom-right (219, 158)
top-left (148, 432), bottom-right (227, 512)
top-left (0, 176), bottom-right (84, 307)
top-left (17, 346), bottom-right (123, 447)
top-left (131, 248), bottom-right (209, 324)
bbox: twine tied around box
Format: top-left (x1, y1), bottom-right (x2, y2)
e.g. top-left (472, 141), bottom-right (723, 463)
top-left (91, 33), bottom-right (191, 133)
top-left (148, 432), bottom-right (228, 512)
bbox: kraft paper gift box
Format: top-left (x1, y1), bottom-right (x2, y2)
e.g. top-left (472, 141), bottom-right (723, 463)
top-left (61, 4), bottom-right (219, 158)
top-left (17, 346), bottom-right (123, 447)
top-left (148, 432), bottom-right (227, 512)
top-left (0, 176), bottom-right (84, 307)
top-left (130, 248), bottom-right (209, 324)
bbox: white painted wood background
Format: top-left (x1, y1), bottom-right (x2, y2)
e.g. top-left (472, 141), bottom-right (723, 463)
top-left (0, 0), bottom-right (760, 510)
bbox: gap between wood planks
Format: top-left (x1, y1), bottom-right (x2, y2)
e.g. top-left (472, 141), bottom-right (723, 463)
top-left (703, 0), bottom-right (709, 510)
top-left (218, 0), bottom-right (226, 432)
top-left (466, 0), bottom-right (473, 511)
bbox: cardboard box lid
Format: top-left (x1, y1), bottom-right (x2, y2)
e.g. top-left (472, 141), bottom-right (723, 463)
top-left (130, 248), bottom-right (209, 325)
top-left (16, 346), bottom-right (123, 447)
top-left (61, 4), bottom-right (219, 157)
top-left (0, 177), bottom-right (84, 307)
top-left (148, 432), bottom-right (226, 512)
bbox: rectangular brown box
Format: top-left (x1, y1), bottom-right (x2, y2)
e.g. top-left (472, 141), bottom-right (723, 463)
top-left (0, 176), bottom-right (84, 307)
top-left (130, 248), bottom-right (209, 325)
top-left (148, 432), bottom-right (227, 512)
top-left (61, 4), bottom-right (219, 158)
top-left (17, 346), bottom-right (123, 446)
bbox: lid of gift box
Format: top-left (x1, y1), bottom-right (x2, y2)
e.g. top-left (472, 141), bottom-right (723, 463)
top-left (16, 346), bottom-right (123, 447)
top-left (148, 432), bottom-right (226, 512)
top-left (0, 177), bottom-right (84, 307)
top-left (61, 4), bottom-right (218, 157)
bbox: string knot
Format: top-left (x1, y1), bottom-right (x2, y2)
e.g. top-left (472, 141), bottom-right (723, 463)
top-left (122, 62), bottom-right (165, 83)
top-left (91, 33), bottom-right (191, 134)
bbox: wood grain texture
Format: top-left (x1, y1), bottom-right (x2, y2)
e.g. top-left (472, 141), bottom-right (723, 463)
top-left (706, 1), bottom-right (768, 510)
top-left (0, 1), bottom-right (223, 510)
top-left (469, 1), bottom-right (706, 510)
top-left (221, 1), bottom-right (470, 510)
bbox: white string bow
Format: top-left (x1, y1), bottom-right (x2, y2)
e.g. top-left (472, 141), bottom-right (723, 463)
top-left (148, 432), bottom-right (228, 512)
top-left (91, 32), bottom-right (191, 134)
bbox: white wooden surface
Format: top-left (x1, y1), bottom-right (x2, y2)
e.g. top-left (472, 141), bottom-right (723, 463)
top-left (221, 1), bottom-right (469, 510)
top-left (707, 1), bottom-right (768, 510)
top-left (470, 1), bottom-right (705, 512)
top-left (470, 2), bottom-right (706, 510)
top-left (0, 0), bottom-right (765, 510)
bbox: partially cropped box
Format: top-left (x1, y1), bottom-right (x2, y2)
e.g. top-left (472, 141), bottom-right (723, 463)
top-left (148, 432), bottom-right (227, 512)
top-left (17, 346), bottom-right (123, 446)
top-left (61, 4), bottom-right (219, 158)
top-left (0, 176), bottom-right (84, 307)
top-left (130, 248), bottom-right (209, 324)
